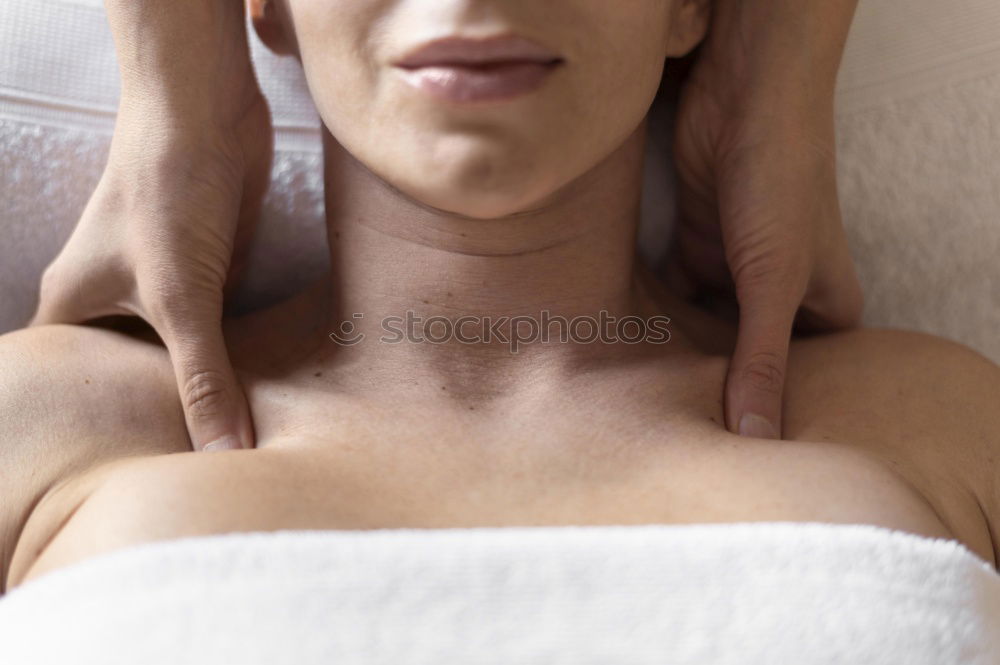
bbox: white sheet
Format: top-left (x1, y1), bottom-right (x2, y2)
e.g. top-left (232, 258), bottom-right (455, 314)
top-left (0, 522), bottom-right (997, 664)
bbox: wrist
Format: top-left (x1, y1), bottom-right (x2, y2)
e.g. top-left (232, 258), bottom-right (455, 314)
top-left (106, 0), bottom-right (257, 119)
top-left (696, 0), bottom-right (857, 109)
top-left (116, 80), bottom-right (267, 140)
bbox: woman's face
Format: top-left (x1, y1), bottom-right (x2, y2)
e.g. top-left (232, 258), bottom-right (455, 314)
top-left (259, 0), bottom-right (707, 218)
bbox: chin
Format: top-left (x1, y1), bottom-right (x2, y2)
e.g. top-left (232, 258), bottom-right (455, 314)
top-left (389, 143), bottom-right (564, 219)
top-left (401, 175), bottom-right (559, 220)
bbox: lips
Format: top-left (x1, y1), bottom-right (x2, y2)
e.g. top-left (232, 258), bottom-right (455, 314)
top-left (392, 34), bottom-right (564, 104)
top-left (393, 34), bottom-right (563, 69)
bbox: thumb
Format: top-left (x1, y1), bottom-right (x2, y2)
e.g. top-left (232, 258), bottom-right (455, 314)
top-left (725, 284), bottom-right (800, 440)
top-left (31, 251), bottom-right (131, 327)
top-left (161, 316), bottom-right (255, 452)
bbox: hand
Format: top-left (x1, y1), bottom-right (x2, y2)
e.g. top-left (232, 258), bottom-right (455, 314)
top-left (668, 43), bottom-right (864, 440)
top-left (30, 0), bottom-right (273, 452)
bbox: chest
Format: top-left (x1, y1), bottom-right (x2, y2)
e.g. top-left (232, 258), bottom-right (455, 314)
top-left (14, 416), bottom-right (965, 592)
top-left (18, 345), bottom-right (995, 588)
top-left (238, 381), bottom-right (958, 540)
top-left (272, 429), bottom-right (959, 541)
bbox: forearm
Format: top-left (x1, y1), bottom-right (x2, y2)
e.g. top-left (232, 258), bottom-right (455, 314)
top-left (103, 0), bottom-right (256, 129)
top-left (700, 0), bottom-right (859, 109)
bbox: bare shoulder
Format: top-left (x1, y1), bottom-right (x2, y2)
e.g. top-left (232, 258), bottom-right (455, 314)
top-left (0, 323), bottom-right (187, 456)
top-left (0, 323), bottom-right (187, 590)
top-left (784, 327), bottom-right (999, 560)
top-left (785, 327), bottom-right (1000, 448)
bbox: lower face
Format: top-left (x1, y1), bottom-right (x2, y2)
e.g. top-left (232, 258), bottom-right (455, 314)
top-left (282, 0), bottom-right (674, 218)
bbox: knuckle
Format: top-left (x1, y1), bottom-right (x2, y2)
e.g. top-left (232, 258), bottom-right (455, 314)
top-left (735, 269), bottom-right (808, 314)
top-left (140, 269), bottom-right (222, 320)
top-left (734, 256), bottom-right (804, 294)
top-left (141, 290), bottom-right (179, 330)
top-left (738, 352), bottom-right (786, 396)
top-left (727, 236), bottom-right (809, 291)
top-left (182, 369), bottom-right (230, 420)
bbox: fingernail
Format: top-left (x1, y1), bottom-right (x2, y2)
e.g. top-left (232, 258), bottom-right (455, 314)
top-left (738, 413), bottom-right (779, 439)
top-left (203, 435), bottom-right (241, 452)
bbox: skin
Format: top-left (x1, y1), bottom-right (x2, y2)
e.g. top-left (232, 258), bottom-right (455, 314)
top-left (2, 0), bottom-right (997, 592)
top-left (28, 0), bottom-right (863, 454)
top-left (671, 0), bottom-right (864, 437)
top-left (30, 0), bottom-right (272, 452)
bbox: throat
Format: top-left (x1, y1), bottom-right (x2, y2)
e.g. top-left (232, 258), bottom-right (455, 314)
top-left (240, 120), bottom-right (690, 401)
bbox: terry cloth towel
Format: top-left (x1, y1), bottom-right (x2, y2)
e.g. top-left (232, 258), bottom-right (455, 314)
top-left (0, 521), bottom-right (997, 664)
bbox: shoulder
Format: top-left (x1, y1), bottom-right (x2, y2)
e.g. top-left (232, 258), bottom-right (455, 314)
top-left (785, 327), bottom-right (1000, 445)
top-left (0, 323), bottom-right (186, 455)
top-left (0, 323), bottom-right (187, 590)
top-left (784, 327), bottom-right (999, 561)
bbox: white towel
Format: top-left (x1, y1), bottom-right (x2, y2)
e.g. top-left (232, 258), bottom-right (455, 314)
top-left (0, 521), bottom-right (997, 664)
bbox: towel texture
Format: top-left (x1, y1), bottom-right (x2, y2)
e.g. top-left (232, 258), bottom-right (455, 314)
top-left (2, 0), bottom-right (1000, 363)
top-left (0, 522), bottom-right (997, 664)
top-left (834, 0), bottom-right (1000, 364)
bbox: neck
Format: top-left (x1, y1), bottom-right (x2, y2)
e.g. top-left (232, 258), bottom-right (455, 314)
top-left (306, 119), bottom-right (680, 400)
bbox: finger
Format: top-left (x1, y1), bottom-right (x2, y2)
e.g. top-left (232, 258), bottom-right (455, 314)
top-left (161, 316), bottom-right (255, 452)
top-left (661, 224), bottom-right (736, 313)
top-left (725, 288), bottom-right (799, 440)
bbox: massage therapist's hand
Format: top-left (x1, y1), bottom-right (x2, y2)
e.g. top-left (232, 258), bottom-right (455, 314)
top-left (30, 0), bottom-right (271, 452)
top-left (669, 0), bottom-right (864, 440)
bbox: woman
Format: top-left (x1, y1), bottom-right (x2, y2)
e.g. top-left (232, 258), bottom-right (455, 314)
top-left (28, 0), bottom-right (864, 451)
top-left (2, 0), bottom-right (997, 593)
